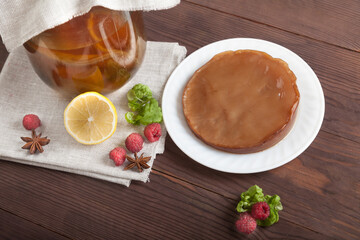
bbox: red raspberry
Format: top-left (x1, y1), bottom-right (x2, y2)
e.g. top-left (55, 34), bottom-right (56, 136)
top-left (109, 147), bottom-right (126, 166)
top-left (23, 114), bottom-right (41, 130)
top-left (144, 123), bottom-right (162, 142)
top-left (251, 202), bottom-right (270, 220)
top-left (125, 133), bottom-right (144, 153)
top-left (235, 212), bottom-right (257, 234)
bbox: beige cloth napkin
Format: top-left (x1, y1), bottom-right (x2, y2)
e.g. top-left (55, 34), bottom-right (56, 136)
top-left (0, 0), bottom-right (180, 52)
top-left (0, 41), bottom-right (187, 187)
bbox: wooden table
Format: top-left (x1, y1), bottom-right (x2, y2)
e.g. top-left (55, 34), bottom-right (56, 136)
top-left (1, 1), bottom-right (359, 239)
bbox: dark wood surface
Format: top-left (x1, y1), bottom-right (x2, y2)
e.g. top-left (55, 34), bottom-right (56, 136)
top-left (0, 1), bottom-right (359, 239)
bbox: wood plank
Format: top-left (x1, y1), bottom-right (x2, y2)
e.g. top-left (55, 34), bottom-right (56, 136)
top-left (0, 208), bottom-right (69, 240)
top-left (0, 2), bottom-right (358, 239)
top-left (143, 1), bottom-right (360, 143)
top-left (0, 36), bottom-right (8, 71)
top-left (0, 161), bottom-right (328, 240)
top-left (141, 4), bottom-right (360, 239)
top-left (185, 0), bottom-right (360, 51)
top-left (151, 127), bottom-right (360, 240)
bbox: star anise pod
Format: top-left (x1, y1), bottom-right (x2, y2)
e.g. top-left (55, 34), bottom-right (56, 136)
top-left (124, 152), bottom-right (151, 172)
top-left (21, 130), bottom-right (50, 154)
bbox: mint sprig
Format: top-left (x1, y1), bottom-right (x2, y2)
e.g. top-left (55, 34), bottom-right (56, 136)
top-left (125, 84), bottom-right (162, 125)
top-left (236, 185), bottom-right (282, 226)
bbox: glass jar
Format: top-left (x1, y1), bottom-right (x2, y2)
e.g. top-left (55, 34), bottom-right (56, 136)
top-left (23, 6), bottom-right (146, 96)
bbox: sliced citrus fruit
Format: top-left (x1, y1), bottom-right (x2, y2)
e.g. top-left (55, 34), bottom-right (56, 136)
top-left (96, 12), bottom-right (138, 69)
top-left (32, 10), bottom-right (94, 51)
top-left (64, 92), bottom-right (117, 145)
top-left (72, 66), bottom-right (104, 93)
top-left (25, 40), bottom-right (105, 65)
top-left (87, 9), bottom-right (129, 52)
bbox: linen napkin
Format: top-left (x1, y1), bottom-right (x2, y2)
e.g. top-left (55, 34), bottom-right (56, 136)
top-left (0, 41), bottom-right (187, 187)
top-left (0, 0), bottom-right (180, 52)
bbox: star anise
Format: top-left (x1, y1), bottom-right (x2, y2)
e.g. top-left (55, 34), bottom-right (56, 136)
top-left (124, 152), bottom-right (151, 172)
top-left (21, 130), bottom-right (50, 154)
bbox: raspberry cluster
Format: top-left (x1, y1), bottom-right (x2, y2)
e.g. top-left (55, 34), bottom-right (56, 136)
top-left (109, 123), bottom-right (162, 166)
top-left (236, 201), bottom-right (270, 234)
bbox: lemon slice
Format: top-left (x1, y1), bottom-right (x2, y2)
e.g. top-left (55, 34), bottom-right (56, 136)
top-left (64, 92), bottom-right (117, 145)
top-left (98, 12), bottom-right (138, 69)
top-left (72, 66), bottom-right (104, 93)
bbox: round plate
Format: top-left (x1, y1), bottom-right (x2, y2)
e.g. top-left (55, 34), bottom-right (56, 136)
top-left (162, 38), bottom-right (325, 173)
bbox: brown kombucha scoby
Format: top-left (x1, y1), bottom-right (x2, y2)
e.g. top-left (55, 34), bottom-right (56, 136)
top-left (183, 50), bottom-right (300, 153)
top-left (24, 6), bottom-right (146, 96)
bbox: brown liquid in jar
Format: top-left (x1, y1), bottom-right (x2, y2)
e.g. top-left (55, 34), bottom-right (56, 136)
top-left (23, 6), bottom-right (146, 96)
top-left (183, 50), bottom-right (300, 153)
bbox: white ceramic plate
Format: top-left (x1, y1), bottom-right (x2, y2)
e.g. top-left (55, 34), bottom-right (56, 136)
top-left (162, 38), bottom-right (325, 173)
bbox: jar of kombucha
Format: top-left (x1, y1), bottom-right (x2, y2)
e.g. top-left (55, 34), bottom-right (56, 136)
top-left (23, 6), bottom-right (146, 96)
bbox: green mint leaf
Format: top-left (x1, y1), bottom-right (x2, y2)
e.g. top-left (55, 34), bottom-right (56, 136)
top-left (127, 84), bottom-right (153, 111)
top-left (125, 112), bottom-right (139, 125)
top-left (125, 84), bottom-right (163, 125)
top-left (138, 98), bottom-right (163, 125)
top-left (258, 194), bottom-right (282, 226)
top-left (127, 89), bottom-right (136, 102)
top-left (256, 206), bottom-right (279, 226)
top-left (128, 100), bottom-right (142, 112)
top-left (236, 185), bottom-right (283, 227)
top-left (236, 185), bottom-right (265, 212)
top-left (128, 84), bottom-right (152, 102)
top-left (265, 194), bottom-right (283, 211)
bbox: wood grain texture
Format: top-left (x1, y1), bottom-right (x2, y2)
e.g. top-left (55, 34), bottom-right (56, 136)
top-left (185, 0), bottom-right (360, 52)
top-left (0, 161), bottom-right (328, 240)
top-left (141, 4), bottom-right (360, 238)
top-left (0, 209), bottom-right (69, 240)
top-left (143, 1), bottom-right (360, 143)
top-left (0, 36), bottom-right (8, 71)
top-left (152, 131), bottom-right (360, 239)
top-left (0, 1), bottom-right (359, 239)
